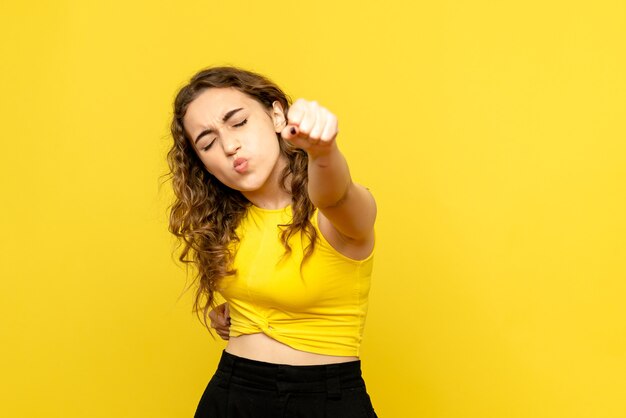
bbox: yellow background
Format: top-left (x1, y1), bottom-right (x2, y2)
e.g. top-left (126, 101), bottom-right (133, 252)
top-left (1, 1), bottom-right (625, 417)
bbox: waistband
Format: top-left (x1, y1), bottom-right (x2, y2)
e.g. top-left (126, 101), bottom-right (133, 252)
top-left (215, 350), bottom-right (365, 398)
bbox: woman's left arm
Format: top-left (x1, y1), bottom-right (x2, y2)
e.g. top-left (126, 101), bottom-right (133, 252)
top-left (282, 99), bottom-right (376, 243)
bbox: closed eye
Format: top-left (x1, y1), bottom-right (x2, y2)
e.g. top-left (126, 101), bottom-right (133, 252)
top-left (201, 119), bottom-right (246, 151)
top-left (202, 140), bottom-right (215, 151)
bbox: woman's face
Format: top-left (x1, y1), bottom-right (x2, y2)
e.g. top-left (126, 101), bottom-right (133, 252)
top-left (183, 87), bottom-right (286, 194)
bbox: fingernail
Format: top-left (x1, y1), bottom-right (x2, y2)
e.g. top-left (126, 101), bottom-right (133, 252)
top-left (290, 127), bottom-right (296, 135)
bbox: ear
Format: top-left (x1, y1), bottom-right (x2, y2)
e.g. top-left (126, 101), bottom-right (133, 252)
top-left (271, 101), bottom-right (287, 133)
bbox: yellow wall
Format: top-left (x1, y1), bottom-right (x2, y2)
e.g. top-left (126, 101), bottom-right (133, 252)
top-left (1, 1), bottom-right (625, 417)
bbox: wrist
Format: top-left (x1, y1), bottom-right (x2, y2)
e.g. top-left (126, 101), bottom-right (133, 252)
top-left (307, 142), bottom-right (340, 166)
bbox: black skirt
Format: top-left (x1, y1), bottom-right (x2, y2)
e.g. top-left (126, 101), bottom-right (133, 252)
top-left (194, 350), bottom-right (378, 418)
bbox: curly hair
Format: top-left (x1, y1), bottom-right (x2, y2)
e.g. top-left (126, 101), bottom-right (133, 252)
top-left (167, 66), bottom-right (317, 330)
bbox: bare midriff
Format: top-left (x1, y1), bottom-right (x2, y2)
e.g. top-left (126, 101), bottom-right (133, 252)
top-left (225, 333), bottom-right (359, 365)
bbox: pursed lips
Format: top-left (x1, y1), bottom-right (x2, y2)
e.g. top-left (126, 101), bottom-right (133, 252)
top-left (233, 157), bottom-right (249, 173)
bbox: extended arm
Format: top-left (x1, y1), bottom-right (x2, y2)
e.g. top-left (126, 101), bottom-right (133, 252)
top-left (281, 99), bottom-right (376, 251)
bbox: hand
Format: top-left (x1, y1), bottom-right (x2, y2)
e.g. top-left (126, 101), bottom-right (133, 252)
top-left (209, 302), bottom-right (230, 340)
top-left (281, 99), bottom-right (338, 158)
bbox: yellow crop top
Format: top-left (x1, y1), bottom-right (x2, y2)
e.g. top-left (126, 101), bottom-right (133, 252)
top-left (217, 204), bottom-right (374, 357)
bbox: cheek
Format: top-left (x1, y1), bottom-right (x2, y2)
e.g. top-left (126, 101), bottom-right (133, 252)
top-left (245, 131), bottom-right (278, 156)
top-left (256, 141), bottom-right (280, 164)
top-left (260, 132), bottom-right (281, 155)
top-left (197, 152), bottom-right (221, 174)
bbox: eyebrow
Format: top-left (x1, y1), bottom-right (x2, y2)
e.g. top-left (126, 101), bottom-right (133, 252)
top-left (194, 107), bottom-right (244, 144)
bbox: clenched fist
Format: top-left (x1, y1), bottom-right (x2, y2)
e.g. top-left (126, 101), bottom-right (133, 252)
top-left (281, 99), bottom-right (339, 158)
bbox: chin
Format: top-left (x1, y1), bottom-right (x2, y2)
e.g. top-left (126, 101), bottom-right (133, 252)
top-left (224, 176), bottom-right (270, 193)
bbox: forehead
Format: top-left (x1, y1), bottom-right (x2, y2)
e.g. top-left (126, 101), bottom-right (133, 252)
top-left (183, 87), bottom-right (260, 130)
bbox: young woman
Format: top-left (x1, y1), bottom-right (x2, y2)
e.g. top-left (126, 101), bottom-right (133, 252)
top-left (168, 66), bottom-right (377, 417)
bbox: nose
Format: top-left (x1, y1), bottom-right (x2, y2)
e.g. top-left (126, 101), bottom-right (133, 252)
top-left (221, 133), bottom-right (241, 156)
